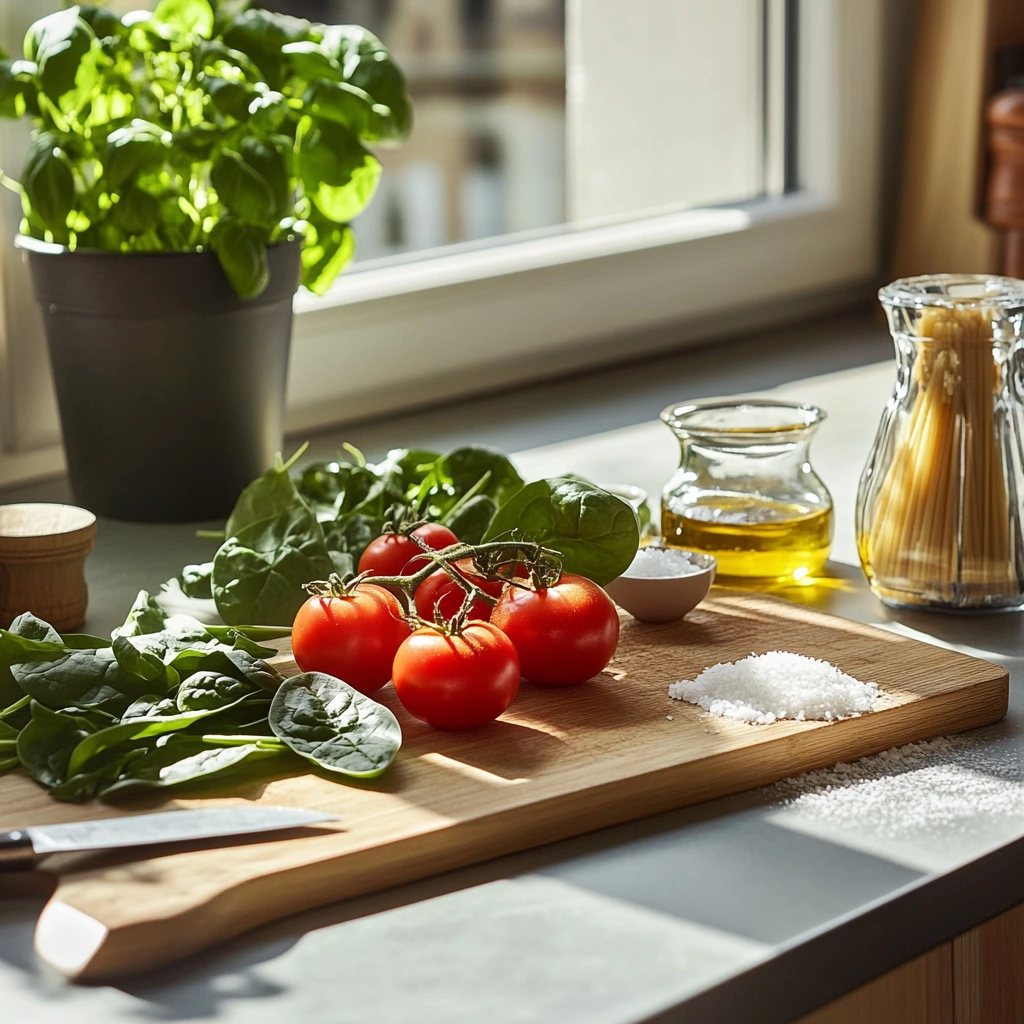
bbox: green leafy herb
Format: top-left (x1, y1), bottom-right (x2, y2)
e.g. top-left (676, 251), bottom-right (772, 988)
top-left (98, 736), bottom-right (287, 799)
top-left (2, 4), bottom-right (411, 298)
top-left (179, 561), bottom-right (214, 598)
top-left (269, 672), bottom-right (401, 777)
top-left (212, 504), bottom-right (335, 625)
top-left (482, 477), bottom-right (641, 586)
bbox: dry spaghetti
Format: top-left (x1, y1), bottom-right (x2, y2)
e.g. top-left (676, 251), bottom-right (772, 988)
top-left (861, 307), bottom-right (1012, 601)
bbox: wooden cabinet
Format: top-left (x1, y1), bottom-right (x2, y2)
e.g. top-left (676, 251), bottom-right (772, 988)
top-left (796, 904), bottom-right (1024, 1024)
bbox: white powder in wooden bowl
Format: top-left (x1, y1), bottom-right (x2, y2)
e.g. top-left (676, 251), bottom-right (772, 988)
top-left (668, 651), bottom-right (880, 724)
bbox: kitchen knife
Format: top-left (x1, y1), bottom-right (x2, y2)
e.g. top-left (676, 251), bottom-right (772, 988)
top-left (0, 806), bottom-right (338, 870)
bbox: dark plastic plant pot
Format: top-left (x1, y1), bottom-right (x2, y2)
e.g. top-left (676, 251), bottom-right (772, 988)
top-left (18, 238), bottom-right (301, 523)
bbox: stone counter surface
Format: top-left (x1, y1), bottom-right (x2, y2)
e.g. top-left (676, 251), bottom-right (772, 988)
top-left (2, 311), bottom-right (1021, 1023)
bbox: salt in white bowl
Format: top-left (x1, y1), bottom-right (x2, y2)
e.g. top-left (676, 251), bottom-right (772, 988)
top-left (604, 545), bottom-right (716, 622)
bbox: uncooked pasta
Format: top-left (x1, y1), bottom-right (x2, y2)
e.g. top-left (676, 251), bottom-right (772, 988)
top-left (862, 307), bottom-right (1013, 601)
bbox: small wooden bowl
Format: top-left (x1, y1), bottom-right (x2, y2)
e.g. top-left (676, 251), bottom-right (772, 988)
top-left (0, 503), bottom-right (97, 631)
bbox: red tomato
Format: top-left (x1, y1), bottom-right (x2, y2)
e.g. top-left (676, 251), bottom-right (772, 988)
top-left (414, 558), bottom-right (505, 623)
top-left (392, 621), bottom-right (520, 729)
top-left (357, 523), bottom-right (460, 579)
top-left (489, 573), bottom-right (619, 685)
top-left (291, 584), bottom-right (410, 695)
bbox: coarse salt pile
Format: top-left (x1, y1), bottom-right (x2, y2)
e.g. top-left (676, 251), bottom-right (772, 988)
top-left (668, 651), bottom-right (879, 724)
top-left (624, 546), bottom-right (703, 578)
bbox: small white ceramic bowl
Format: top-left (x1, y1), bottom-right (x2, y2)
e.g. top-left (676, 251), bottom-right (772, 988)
top-left (604, 546), bottom-right (716, 622)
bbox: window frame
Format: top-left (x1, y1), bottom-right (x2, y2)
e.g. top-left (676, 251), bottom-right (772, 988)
top-left (0, 0), bottom-right (882, 485)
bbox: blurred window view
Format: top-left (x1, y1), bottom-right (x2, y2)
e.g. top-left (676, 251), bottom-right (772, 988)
top-left (265, 0), bottom-right (773, 266)
top-left (266, 0), bottom-right (567, 263)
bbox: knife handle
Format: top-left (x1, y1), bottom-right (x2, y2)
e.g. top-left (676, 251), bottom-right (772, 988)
top-left (0, 830), bottom-right (36, 871)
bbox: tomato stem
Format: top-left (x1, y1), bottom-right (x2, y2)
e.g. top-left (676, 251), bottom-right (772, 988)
top-left (303, 539), bottom-right (564, 634)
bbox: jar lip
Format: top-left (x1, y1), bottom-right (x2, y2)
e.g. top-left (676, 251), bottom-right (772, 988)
top-left (659, 398), bottom-right (826, 438)
top-left (879, 274), bottom-right (1024, 309)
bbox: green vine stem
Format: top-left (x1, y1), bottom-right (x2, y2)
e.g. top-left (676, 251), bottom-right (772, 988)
top-left (303, 539), bottom-right (563, 630)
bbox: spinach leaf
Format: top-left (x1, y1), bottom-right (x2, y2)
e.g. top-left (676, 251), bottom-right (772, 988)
top-left (225, 444), bottom-right (308, 539)
top-left (11, 648), bottom-right (158, 715)
top-left (430, 446), bottom-right (523, 512)
top-left (67, 688), bottom-right (259, 777)
top-left (167, 647), bottom-right (282, 692)
top-left (16, 701), bottom-right (99, 788)
top-left (374, 447), bottom-right (441, 491)
top-left (322, 511), bottom-right (382, 568)
top-left (212, 504), bottom-right (334, 625)
top-left (445, 494), bottom-right (498, 545)
top-left (482, 477), bottom-right (641, 586)
top-left (112, 590), bottom-right (168, 639)
top-left (99, 736), bottom-right (289, 800)
top-left (179, 561), bottom-right (214, 599)
top-left (176, 670), bottom-right (259, 712)
top-left (112, 635), bottom-right (177, 688)
top-left (51, 746), bottom-right (147, 804)
top-left (269, 672), bottom-right (401, 778)
top-left (6, 611), bottom-right (61, 644)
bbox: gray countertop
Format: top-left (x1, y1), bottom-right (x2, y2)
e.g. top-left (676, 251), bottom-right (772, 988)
top-left (3, 309), bottom-right (1023, 1023)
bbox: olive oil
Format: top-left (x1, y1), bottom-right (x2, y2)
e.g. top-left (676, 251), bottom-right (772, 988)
top-left (661, 495), bottom-right (833, 580)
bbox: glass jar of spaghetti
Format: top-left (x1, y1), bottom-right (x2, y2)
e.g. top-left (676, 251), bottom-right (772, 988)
top-left (857, 275), bottom-right (1024, 610)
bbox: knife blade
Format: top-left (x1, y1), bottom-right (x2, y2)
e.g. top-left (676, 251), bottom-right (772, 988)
top-left (0, 806), bottom-right (338, 871)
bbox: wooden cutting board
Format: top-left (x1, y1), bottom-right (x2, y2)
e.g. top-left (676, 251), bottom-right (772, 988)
top-left (0, 591), bottom-right (1008, 980)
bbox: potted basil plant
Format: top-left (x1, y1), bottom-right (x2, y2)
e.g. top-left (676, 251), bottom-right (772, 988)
top-left (0, 2), bottom-right (410, 522)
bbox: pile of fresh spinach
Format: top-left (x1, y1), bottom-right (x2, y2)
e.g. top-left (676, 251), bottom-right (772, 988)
top-left (0, 594), bottom-right (401, 802)
top-left (183, 443), bottom-right (641, 626)
top-left (0, 2), bottom-right (411, 298)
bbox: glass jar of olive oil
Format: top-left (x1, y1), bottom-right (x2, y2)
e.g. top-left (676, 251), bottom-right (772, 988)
top-left (660, 400), bottom-right (834, 582)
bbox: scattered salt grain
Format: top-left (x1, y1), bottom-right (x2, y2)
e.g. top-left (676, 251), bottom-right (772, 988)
top-left (624, 546), bottom-right (703, 578)
top-left (668, 651), bottom-right (879, 725)
top-left (770, 733), bottom-right (1024, 842)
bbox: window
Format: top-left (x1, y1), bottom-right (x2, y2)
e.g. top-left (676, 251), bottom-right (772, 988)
top-left (0, 1), bottom-right (883, 486)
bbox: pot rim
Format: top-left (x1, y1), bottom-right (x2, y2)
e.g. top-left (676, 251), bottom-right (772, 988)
top-left (14, 233), bottom-right (300, 258)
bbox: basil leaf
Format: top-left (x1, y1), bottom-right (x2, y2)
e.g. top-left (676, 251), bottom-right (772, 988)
top-left (483, 477), bottom-right (641, 586)
top-left (153, 0), bottom-right (215, 38)
top-left (24, 8), bottom-right (95, 102)
top-left (213, 505), bottom-right (334, 625)
top-left (105, 119), bottom-right (169, 187)
top-left (296, 115), bottom-right (381, 223)
top-left (269, 671), bottom-right (401, 778)
top-left (22, 131), bottom-right (74, 234)
top-left (211, 148), bottom-right (276, 224)
top-left (300, 208), bottom-right (355, 296)
top-left (210, 218), bottom-right (269, 300)
top-left (322, 25), bottom-right (412, 140)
